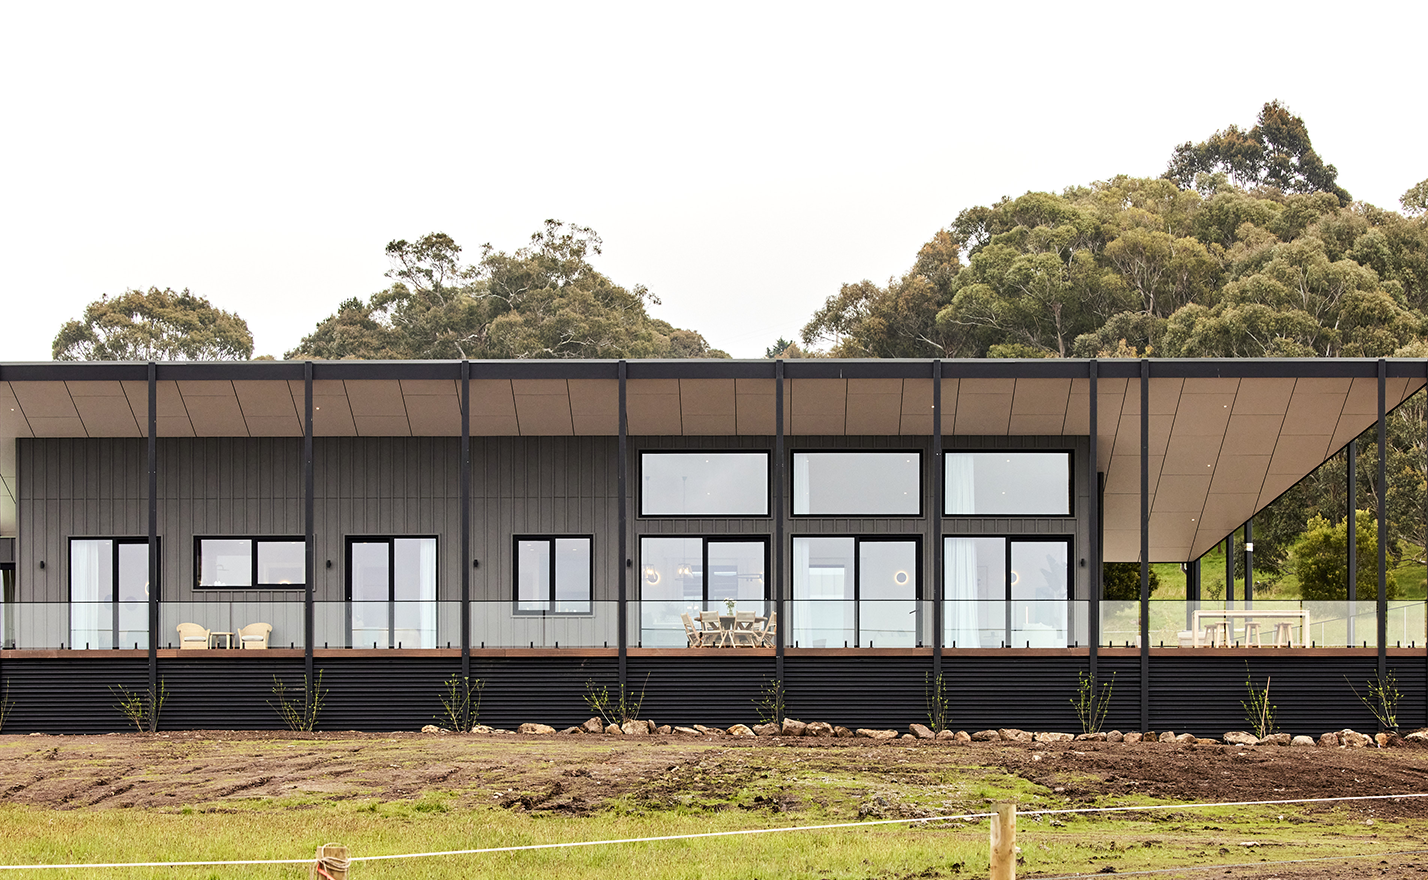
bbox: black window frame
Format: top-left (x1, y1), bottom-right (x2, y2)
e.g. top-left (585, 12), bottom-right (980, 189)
top-left (941, 449), bottom-right (1074, 518)
top-left (193, 536), bottom-right (306, 590)
top-left (638, 449), bottom-right (772, 519)
top-left (66, 535), bottom-right (158, 649)
top-left (512, 534), bottom-right (595, 616)
top-left (343, 535), bottom-right (439, 649)
top-left (638, 534), bottom-right (772, 608)
top-left (790, 534), bottom-right (923, 647)
top-left (790, 449), bottom-right (925, 518)
top-left (940, 533), bottom-right (1074, 648)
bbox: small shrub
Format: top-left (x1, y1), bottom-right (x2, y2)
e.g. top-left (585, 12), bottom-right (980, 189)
top-left (1071, 670), bottom-right (1114, 735)
top-left (270, 670), bottom-right (327, 732)
top-left (754, 677), bottom-right (786, 726)
top-left (1242, 664), bottom-right (1276, 738)
top-left (925, 673), bottom-right (950, 733)
top-left (0, 680), bottom-right (13, 732)
top-left (111, 680), bottom-right (168, 733)
top-left (1347, 671), bottom-right (1401, 733)
top-left (437, 674), bottom-right (484, 732)
top-left (584, 673), bottom-right (649, 726)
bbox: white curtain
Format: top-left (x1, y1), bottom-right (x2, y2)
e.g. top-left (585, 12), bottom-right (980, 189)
top-left (944, 538), bottom-right (982, 648)
top-left (417, 537), bottom-right (437, 648)
top-left (945, 453), bottom-right (976, 515)
top-left (70, 539), bottom-right (110, 648)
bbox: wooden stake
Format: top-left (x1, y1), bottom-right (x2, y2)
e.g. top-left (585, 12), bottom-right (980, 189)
top-left (989, 802), bottom-right (1016, 880)
top-left (313, 844), bottom-right (349, 880)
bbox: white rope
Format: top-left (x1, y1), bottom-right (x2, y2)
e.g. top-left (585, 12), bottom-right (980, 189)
top-left (0, 790), bottom-right (1424, 870)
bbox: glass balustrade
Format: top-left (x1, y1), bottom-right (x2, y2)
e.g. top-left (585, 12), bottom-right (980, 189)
top-left (1098, 600), bottom-right (1427, 648)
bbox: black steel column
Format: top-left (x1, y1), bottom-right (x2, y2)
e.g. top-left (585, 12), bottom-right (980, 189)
top-left (1139, 358), bottom-right (1150, 732)
top-left (1244, 520), bottom-right (1254, 608)
top-left (1378, 359), bottom-right (1388, 678)
top-left (460, 360), bottom-right (471, 679)
top-left (617, 360), bottom-right (628, 686)
top-left (303, 362), bottom-right (314, 689)
top-left (1225, 534), bottom-right (1234, 603)
top-left (931, 360), bottom-right (943, 678)
top-left (1088, 360), bottom-right (1099, 681)
top-left (1348, 439), bottom-right (1357, 646)
top-left (146, 363), bottom-right (157, 696)
top-left (775, 359), bottom-right (785, 683)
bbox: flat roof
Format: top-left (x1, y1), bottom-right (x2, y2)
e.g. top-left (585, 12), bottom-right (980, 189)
top-left (2, 358), bottom-right (1422, 562)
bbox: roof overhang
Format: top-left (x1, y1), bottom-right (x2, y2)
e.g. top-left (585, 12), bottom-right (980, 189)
top-left (2, 358), bottom-right (1422, 563)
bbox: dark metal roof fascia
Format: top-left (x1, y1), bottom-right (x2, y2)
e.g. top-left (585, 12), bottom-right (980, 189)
top-left (2, 358), bottom-right (1425, 383)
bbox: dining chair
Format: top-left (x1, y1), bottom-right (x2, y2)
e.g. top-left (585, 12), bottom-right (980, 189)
top-left (732, 611), bottom-right (757, 647)
top-left (680, 613), bottom-right (703, 647)
top-left (699, 610), bottom-right (725, 647)
top-left (758, 611), bottom-right (778, 648)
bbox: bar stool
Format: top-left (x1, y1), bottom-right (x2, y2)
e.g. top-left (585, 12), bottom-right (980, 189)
top-left (1272, 622), bottom-right (1294, 647)
top-left (1243, 621), bottom-right (1263, 647)
top-left (1205, 621), bottom-right (1229, 647)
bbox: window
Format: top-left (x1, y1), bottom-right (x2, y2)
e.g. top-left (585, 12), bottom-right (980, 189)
top-left (639, 536), bottom-right (767, 646)
top-left (514, 537), bottom-right (592, 613)
top-left (196, 537), bottom-right (305, 588)
top-left (345, 537), bottom-right (437, 648)
top-left (641, 452), bottom-right (769, 516)
top-left (791, 536), bottom-right (919, 647)
top-left (793, 451), bottom-right (921, 516)
top-left (69, 538), bottom-right (152, 649)
top-left (944, 536), bottom-right (1070, 648)
top-left (944, 451), bottom-right (1071, 516)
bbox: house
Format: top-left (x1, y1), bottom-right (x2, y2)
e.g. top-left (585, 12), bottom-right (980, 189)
top-left (0, 356), bottom-right (1421, 734)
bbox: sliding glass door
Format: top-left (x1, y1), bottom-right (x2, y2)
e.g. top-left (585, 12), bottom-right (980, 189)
top-left (70, 538), bottom-right (151, 649)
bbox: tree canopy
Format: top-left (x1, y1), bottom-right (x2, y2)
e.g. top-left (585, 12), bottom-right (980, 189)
top-left (287, 222), bottom-right (727, 360)
top-left (52, 287), bottom-right (253, 361)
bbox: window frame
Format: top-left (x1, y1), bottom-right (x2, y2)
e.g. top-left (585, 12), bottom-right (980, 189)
top-left (193, 536), bottom-right (307, 590)
top-left (941, 533), bottom-right (1074, 648)
top-left (511, 534), bottom-right (595, 616)
top-left (638, 449), bottom-right (772, 519)
top-left (638, 534), bottom-right (771, 606)
top-left (66, 536), bottom-right (157, 649)
top-left (942, 449), bottom-right (1074, 518)
top-left (790, 449), bottom-right (925, 518)
top-left (343, 535), bottom-right (440, 603)
top-left (790, 534), bottom-right (923, 648)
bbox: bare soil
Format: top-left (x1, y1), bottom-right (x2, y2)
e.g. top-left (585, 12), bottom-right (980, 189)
top-left (3, 729), bottom-right (1428, 878)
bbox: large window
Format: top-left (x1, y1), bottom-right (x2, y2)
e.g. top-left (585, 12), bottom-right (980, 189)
top-left (69, 538), bottom-right (152, 649)
top-left (639, 536), bottom-right (767, 646)
top-left (944, 451), bottom-right (1071, 516)
top-left (640, 452), bottom-right (769, 516)
top-left (196, 537), bottom-right (305, 588)
top-left (793, 451), bottom-right (921, 516)
top-left (346, 537), bottom-right (437, 648)
top-left (944, 536), bottom-right (1070, 647)
top-left (792, 536), bottom-right (919, 647)
top-left (515, 536), bottom-right (592, 614)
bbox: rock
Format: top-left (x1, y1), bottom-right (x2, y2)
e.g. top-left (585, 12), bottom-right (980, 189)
top-left (673, 726), bottom-right (700, 735)
top-left (909, 723), bottom-right (935, 740)
top-left (581, 717), bottom-right (605, 734)
top-left (1260, 733), bottom-right (1292, 746)
top-left (656, 725), bottom-right (673, 735)
top-left (1377, 732), bottom-right (1405, 748)
top-left (1341, 729), bottom-right (1372, 748)
top-left (560, 726), bottom-right (583, 735)
top-left (900, 733), bottom-right (916, 740)
top-left (1404, 731), bottom-right (1428, 748)
top-left (936, 729), bottom-right (956, 741)
top-left (998, 728), bottom-right (1032, 743)
top-left (834, 726), bottom-right (855, 738)
top-left (1175, 733), bottom-right (1196, 744)
top-left (971, 729), bottom-right (999, 742)
top-left (693, 724), bottom-right (724, 736)
top-left (494, 729), bottom-right (514, 734)
top-left (519, 723), bottom-right (556, 735)
top-left (752, 723), bottom-right (781, 737)
top-left (1291, 735), bottom-right (1316, 747)
top-left (954, 730), bottom-right (972, 744)
top-left (1106, 730), bottom-right (1124, 743)
top-left (1143, 732), bottom-right (1157, 742)
top-left (857, 728), bottom-right (899, 740)
top-left (807, 721), bottom-right (834, 737)
top-left (1224, 731), bottom-right (1259, 746)
top-left (471, 724), bottom-right (494, 734)
top-left (1194, 738), bottom-right (1219, 746)
top-left (727, 724), bottom-right (755, 737)
top-left (781, 719), bottom-right (808, 737)
top-left (1036, 732), bottom-right (1074, 743)
top-left (1158, 731), bottom-right (1177, 743)
top-left (604, 723), bottom-right (622, 735)
top-left (1318, 732), bottom-right (1340, 747)
top-left (421, 724), bottom-right (443, 734)
top-left (1074, 732), bottom-right (1107, 742)
top-left (1123, 732), bottom-right (1142, 744)
top-left (645, 719), bottom-right (658, 734)
top-left (621, 721), bottom-right (648, 736)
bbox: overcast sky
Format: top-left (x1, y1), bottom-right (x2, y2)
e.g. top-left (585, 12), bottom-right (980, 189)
top-left (3, 2), bottom-right (1424, 361)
